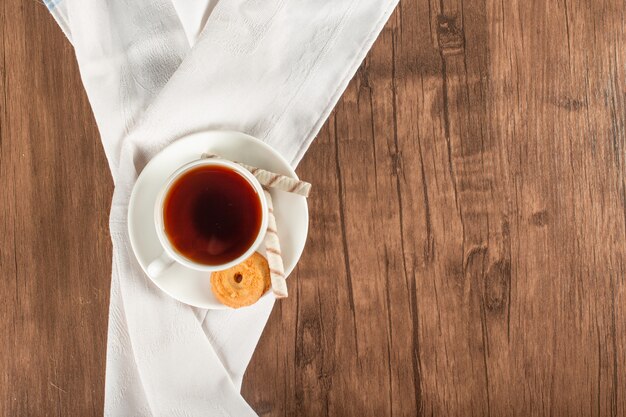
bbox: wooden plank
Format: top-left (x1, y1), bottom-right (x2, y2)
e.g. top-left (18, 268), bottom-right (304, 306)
top-left (0, 2), bottom-right (111, 416)
top-left (244, 0), bottom-right (626, 416)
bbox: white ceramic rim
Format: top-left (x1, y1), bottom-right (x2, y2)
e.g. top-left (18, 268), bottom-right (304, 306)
top-left (153, 158), bottom-right (269, 272)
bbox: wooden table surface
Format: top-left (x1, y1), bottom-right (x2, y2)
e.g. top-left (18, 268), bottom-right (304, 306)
top-left (2, 1), bottom-right (625, 416)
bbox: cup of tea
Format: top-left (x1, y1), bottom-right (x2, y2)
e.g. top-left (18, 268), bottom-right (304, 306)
top-left (147, 158), bottom-right (268, 276)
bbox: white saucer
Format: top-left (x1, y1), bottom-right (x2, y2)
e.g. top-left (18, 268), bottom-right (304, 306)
top-left (127, 131), bottom-right (309, 309)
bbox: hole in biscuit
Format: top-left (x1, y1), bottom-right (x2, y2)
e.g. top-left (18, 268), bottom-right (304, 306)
top-left (234, 273), bottom-right (243, 284)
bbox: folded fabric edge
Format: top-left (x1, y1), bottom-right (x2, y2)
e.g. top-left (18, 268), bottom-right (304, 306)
top-left (280, 0), bottom-right (400, 167)
top-left (44, 0), bottom-right (73, 44)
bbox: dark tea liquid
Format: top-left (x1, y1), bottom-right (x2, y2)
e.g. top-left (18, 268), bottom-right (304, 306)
top-left (163, 165), bottom-right (263, 265)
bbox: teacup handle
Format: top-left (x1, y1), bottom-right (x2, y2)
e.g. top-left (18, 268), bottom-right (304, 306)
top-left (147, 251), bottom-right (175, 277)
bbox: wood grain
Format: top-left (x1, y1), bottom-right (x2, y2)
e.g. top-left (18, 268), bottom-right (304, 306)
top-left (0, 2), bottom-right (112, 415)
top-left (2, 0), bottom-right (625, 416)
top-left (243, 0), bottom-right (626, 416)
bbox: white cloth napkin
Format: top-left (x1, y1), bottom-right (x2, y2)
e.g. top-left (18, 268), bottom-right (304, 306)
top-left (46, 0), bottom-right (398, 415)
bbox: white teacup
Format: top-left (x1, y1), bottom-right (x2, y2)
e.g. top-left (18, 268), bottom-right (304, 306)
top-left (147, 158), bottom-right (268, 277)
